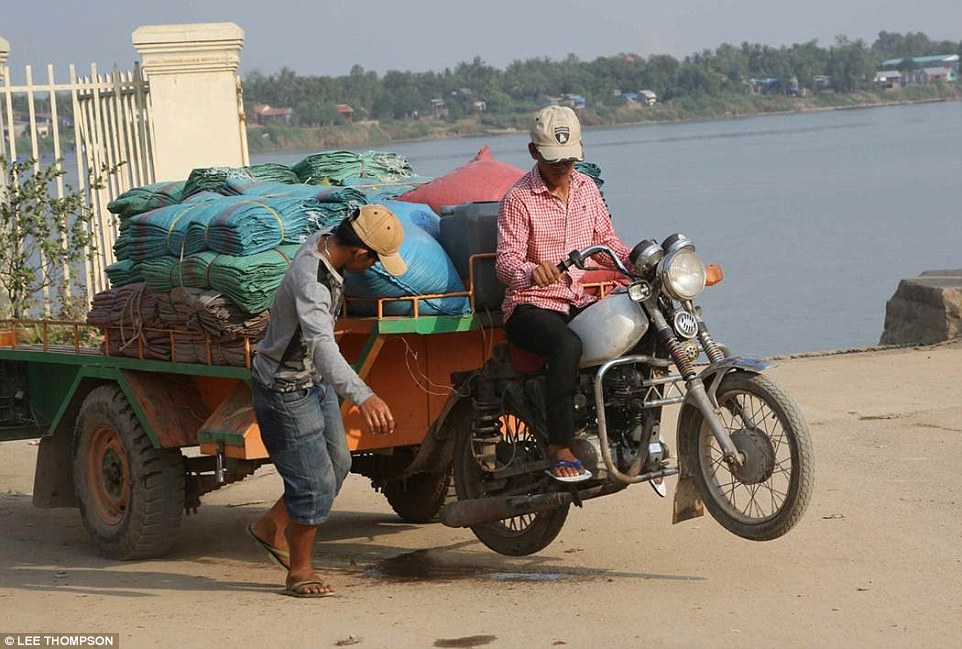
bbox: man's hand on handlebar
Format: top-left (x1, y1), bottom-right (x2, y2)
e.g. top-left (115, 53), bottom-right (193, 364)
top-left (532, 260), bottom-right (563, 287)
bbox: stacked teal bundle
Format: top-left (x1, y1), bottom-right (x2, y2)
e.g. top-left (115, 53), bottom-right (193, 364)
top-left (124, 202), bottom-right (212, 260)
top-left (105, 259), bottom-right (143, 286)
top-left (182, 196), bottom-right (313, 256)
top-left (183, 163), bottom-right (299, 197)
top-left (342, 176), bottom-right (432, 203)
top-left (292, 150), bottom-right (414, 185)
top-left (137, 246), bottom-right (298, 313)
top-left (107, 181), bottom-right (187, 218)
top-left (225, 181), bottom-right (367, 230)
top-left (205, 246), bottom-right (300, 313)
top-left (139, 254), bottom-right (210, 293)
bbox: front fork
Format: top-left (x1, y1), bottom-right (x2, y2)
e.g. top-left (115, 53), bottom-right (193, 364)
top-left (646, 303), bottom-right (746, 468)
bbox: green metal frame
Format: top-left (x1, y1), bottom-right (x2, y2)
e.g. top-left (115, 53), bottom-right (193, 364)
top-left (0, 312), bottom-right (501, 445)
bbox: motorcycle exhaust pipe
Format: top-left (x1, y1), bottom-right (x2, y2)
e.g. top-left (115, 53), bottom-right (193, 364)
top-left (440, 493), bottom-right (570, 528)
top-left (439, 484), bottom-right (624, 528)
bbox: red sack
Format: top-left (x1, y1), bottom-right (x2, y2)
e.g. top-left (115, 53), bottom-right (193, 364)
top-left (395, 145), bottom-right (525, 214)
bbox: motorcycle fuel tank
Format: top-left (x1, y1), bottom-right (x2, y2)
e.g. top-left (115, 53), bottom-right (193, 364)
top-left (569, 290), bottom-right (649, 367)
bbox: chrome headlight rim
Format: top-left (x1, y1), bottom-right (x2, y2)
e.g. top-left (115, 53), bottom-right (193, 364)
top-left (661, 248), bottom-right (707, 300)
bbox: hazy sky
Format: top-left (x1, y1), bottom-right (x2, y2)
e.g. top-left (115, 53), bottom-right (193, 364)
top-left (3, 0), bottom-right (960, 80)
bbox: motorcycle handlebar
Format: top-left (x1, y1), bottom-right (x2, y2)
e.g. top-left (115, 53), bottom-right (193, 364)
top-left (557, 246), bottom-right (632, 278)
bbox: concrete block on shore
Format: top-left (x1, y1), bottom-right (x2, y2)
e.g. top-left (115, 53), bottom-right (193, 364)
top-left (880, 270), bottom-right (962, 345)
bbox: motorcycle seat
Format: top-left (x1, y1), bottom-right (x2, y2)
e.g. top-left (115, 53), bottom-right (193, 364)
top-left (508, 344), bottom-right (547, 374)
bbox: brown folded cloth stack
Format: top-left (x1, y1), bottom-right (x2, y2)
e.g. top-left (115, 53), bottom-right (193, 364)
top-left (155, 286), bottom-right (270, 340)
top-left (87, 283), bottom-right (262, 366)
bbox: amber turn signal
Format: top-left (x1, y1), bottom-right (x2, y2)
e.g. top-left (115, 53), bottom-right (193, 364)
top-left (705, 264), bottom-right (724, 286)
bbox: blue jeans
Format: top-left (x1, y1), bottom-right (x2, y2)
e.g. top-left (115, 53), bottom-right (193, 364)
top-left (251, 379), bottom-right (351, 526)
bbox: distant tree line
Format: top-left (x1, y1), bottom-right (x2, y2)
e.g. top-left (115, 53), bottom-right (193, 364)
top-left (242, 31), bottom-right (961, 127)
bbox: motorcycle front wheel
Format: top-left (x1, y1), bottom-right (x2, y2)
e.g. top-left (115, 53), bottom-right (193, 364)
top-left (681, 372), bottom-right (814, 541)
top-left (453, 409), bottom-right (568, 556)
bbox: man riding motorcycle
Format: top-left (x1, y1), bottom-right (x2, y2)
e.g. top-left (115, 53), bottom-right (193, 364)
top-left (496, 105), bottom-right (633, 483)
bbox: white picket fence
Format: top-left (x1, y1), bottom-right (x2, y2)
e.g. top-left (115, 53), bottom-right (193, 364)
top-left (0, 62), bottom-right (155, 314)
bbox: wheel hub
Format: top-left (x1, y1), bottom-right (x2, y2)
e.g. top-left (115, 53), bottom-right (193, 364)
top-left (88, 426), bottom-right (130, 525)
top-left (729, 428), bottom-right (776, 485)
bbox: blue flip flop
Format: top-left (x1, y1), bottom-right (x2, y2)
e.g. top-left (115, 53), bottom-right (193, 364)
top-left (545, 459), bottom-right (593, 483)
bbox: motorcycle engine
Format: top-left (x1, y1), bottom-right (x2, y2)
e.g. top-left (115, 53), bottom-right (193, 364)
top-left (572, 366), bottom-right (667, 479)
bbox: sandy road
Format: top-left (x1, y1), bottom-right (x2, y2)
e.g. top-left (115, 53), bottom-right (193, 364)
top-left (1, 342), bottom-right (960, 649)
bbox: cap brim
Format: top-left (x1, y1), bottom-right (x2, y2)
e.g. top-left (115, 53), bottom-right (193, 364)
top-left (535, 142), bottom-right (584, 163)
top-left (378, 252), bottom-right (407, 276)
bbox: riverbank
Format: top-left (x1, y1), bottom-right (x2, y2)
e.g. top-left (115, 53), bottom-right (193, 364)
top-left (246, 86), bottom-right (961, 154)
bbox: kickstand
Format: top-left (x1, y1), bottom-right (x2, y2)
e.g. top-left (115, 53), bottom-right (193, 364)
top-left (566, 483), bottom-right (584, 508)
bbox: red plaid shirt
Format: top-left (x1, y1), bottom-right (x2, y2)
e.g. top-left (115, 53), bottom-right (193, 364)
top-left (496, 166), bottom-right (632, 320)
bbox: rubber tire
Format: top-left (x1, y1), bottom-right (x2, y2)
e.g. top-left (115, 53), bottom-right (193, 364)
top-left (384, 469), bottom-right (452, 523)
top-left (73, 384), bottom-right (185, 559)
top-left (453, 409), bottom-right (568, 556)
top-left (683, 372), bottom-right (814, 541)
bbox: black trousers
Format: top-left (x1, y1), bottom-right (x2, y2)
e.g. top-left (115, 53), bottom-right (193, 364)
top-left (503, 304), bottom-right (583, 447)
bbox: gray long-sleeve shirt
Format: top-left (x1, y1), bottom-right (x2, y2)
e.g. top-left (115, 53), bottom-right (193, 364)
top-left (251, 231), bottom-right (374, 406)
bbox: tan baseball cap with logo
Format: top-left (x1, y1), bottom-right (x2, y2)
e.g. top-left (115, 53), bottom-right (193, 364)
top-left (351, 204), bottom-right (407, 276)
top-left (530, 105), bottom-right (584, 162)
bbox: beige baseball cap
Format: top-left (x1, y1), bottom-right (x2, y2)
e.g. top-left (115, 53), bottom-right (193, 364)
top-left (351, 204), bottom-right (407, 275)
top-left (530, 105), bottom-right (584, 162)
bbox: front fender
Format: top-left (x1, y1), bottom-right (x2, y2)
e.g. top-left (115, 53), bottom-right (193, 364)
top-left (697, 356), bottom-right (773, 404)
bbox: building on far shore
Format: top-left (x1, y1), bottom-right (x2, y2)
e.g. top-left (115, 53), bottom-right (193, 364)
top-left (878, 54), bottom-right (959, 85)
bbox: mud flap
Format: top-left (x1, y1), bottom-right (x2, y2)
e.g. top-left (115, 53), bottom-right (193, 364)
top-left (672, 473), bottom-right (704, 524)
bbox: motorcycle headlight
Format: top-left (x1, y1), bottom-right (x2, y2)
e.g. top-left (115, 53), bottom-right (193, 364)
top-left (663, 249), bottom-right (707, 300)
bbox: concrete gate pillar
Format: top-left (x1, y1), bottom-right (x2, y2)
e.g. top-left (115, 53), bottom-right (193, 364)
top-left (132, 23), bottom-right (249, 181)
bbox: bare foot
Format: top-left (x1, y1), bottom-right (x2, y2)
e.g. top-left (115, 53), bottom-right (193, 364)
top-left (286, 571), bottom-right (335, 597)
top-left (548, 444), bottom-right (587, 479)
top-left (251, 519), bottom-right (288, 556)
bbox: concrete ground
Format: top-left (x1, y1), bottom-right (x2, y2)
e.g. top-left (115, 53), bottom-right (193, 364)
top-left (0, 341), bottom-right (960, 649)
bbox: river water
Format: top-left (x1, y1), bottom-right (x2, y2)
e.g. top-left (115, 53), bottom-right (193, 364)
top-left (254, 101), bottom-right (962, 357)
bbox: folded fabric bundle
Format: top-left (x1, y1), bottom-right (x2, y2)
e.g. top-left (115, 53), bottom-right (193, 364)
top-left (181, 191), bottom-right (224, 204)
top-left (575, 161), bottom-right (604, 190)
top-left (341, 176), bottom-right (432, 203)
top-left (205, 245), bottom-right (300, 313)
top-left (105, 259), bottom-right (143, 287)
top-left (183, 163), bottom-right (299, 197)
top-left (86, 282), bottom-right (161, 329)
top-left (113, 218), bottom-right (132, 261)
top-left (184, 196), bottom-right (313, 256)
top-left (87, 283), bottom-right (164, 358)
top-left (107, 181), bottom-right (187, 218)
top-left (292, 150), bottom-right (414, 185)
top-left (139, 252), bottom-right (218, 293)
top-left (155, 286), bottom-right (270, 340)
top-left (103, 328), bottom-right (173, 361)
top-left (225, 181), bottom-right (367, 231)
top-left (124, 202), bottom-right (214, 261)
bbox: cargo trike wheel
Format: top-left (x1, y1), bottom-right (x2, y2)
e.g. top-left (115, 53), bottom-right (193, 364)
top-left (384, 468), bottom-right (452, 523)
top-left (454, 409), bottom-right (568, 556)
top-left (73, 385), bottom-right (185, 559)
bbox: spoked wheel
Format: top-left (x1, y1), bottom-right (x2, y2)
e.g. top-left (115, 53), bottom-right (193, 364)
top-left (454, 410), bottom-right (568, 556)
top-left (73, 385), bottom-right (185, 559)
top-left (684, 372), bottom-right (814, 541)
